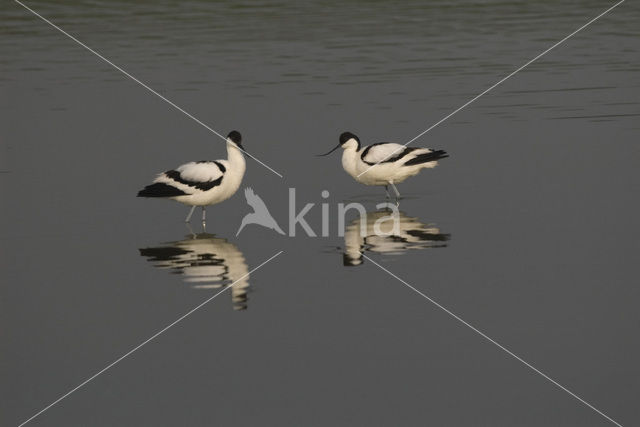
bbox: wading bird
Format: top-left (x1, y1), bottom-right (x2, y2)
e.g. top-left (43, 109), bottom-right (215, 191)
top-left (319, 132), bottom-right (448, 201)
top-left (138, 131), bottom-right (246, 223)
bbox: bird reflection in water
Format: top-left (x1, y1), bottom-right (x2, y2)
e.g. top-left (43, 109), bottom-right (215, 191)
top-left (343, 209), bottom-right (450, 266)
top-left (139, 230), bottom-right (250, 310)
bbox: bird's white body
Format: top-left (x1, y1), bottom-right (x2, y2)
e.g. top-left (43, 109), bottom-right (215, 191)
top-left (157, 141), bottom-right (245, 206)
top-left (319, 132), bottom-right (448, 201)
top-left (138, 131), bottom-right (246, 222)
top-left (341, 139), bottom-right (442, 186)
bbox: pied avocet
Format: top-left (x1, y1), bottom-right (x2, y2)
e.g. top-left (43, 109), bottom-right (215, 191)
top-left (319, 131), bottom-right (448, 200)
top-left (137, 131), bottom-right (246, 222)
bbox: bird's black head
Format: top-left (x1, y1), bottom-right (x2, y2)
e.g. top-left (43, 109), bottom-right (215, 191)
top-left (227, 130), bottom-right (243, 149)
top-left (339, 131), bottom-right (357, 145)
top-left (340, 132), bottom-right (360, 151)
top-left (339, 131), bottom-right (359, 146)
top-left (317, 131), bottom-right (360, 157)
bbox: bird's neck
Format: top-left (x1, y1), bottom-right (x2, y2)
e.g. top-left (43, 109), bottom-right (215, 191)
top-left (341, 146), bottom-right (359, 179)
top-left (226, 142), bottom-right (246, 171)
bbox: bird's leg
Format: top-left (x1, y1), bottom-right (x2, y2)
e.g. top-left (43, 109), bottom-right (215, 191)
top-left (185, 206), bottom-right (196, 223)
top-left (201, 206), bottom-right (206, 223)
top-left (390, 183), bottom-right (401, 206)
top-left (385, 185), bottom-right (391, 200)
top-left (185, 222), bottom-right (196, 238)
top-left (391, 183), bottom-right (400, 198)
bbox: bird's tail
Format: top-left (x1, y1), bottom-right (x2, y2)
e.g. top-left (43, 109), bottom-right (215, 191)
top-left (137, 183), bottom-right (186, 198)
top-left (403, 150), bottom-right (448, 167)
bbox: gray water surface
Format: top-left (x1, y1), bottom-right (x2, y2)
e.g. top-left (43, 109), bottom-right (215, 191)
top-left (1, 1), bottom-right (639, 426)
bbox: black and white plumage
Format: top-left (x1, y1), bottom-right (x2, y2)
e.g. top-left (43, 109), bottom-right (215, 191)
top-left (138, 131), bottom-right (246, 222)
top-left (319, 131), bottom-right (448, 201)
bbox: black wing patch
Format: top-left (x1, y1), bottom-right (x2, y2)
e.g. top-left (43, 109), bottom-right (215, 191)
top-left (165, 170), bottom-right (223, 191)
top-left (195, 161), bottom-right (226, 173)
top-left (214, 161), bottom-right (226, 173)
top-left (403, 150), bottom-right (448, 166)
top-left (361, 144), bottom-right (420, 166)
top-left (137, 183), bottom-right (188, 198)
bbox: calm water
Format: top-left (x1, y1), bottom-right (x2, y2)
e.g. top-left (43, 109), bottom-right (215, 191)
top-left (1, 1), bottom-right (639, 426)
